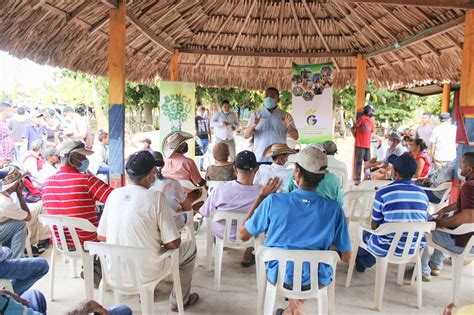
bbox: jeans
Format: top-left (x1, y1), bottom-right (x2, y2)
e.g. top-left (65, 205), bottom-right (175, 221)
top-left (421, 230), bottom-right (474, 276)
top-left (0, 220), bottom-right (27, 258)
top-left (0, 257), bottom-right (49, 295)
top-left (356, 231), bottom-right (376, 269)
top-left (354, 147), bottom-right (371, 182)
top-left (21, 289), bottom-right (47, 313)
top-left (196, 138), bottom-right (209, 169)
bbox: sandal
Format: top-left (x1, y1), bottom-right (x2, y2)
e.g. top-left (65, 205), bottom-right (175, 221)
top-left (240, 254), bottom-right (255, 267)
top-left (171, 292), bottom-right (200, 312)
top-left (275, 308), bottom-right (285, 315)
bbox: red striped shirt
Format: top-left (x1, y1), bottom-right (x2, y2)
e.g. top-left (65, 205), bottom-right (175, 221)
top-left (42, 166), bottom-right (113, 247)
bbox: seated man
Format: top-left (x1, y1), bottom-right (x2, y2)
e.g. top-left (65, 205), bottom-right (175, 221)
top-left (416, 160), bottom-right (455, 204)
top-left (200, 150), bottom-right (261, 266)
top-left (253, 143), bottom-right (295, 191)
top-left (42, 140), bottom-right (113, 248)
top-left (323, 140), bottom-right (347, 172)
top-left (162, 131), bottom-right (205, 186)
top-left (88, 130), bottom-right (109, 181)
top-left (421, 152), bottom-right (474, 281)
top-left (240, 146), bottom-right (351, 315)
top-left (37, 147), bottom-right (59, 183)
top-left (0, 245), bottom-right (49, 295)
top-left (356, 153), bottom-right (429, 272)
top-left (364, 135), bottom-right (387, 179)
top-left (0, 166), bottom-right (31, 258)
top-left (22, 139), bottom-right (45, 186)
top-left (369, 132), bottom-right (407, 180)
top-left (205, 142), bottom-right (236, 182)
top-left (98, 151), bottom-right (199, 312)
top-left (285, 144), bottom-right (343, 206)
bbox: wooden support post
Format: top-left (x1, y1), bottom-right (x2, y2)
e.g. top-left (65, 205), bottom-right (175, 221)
top-left (355, 54), bottom-right (367, 114)
top-left (169, 49), bottom-right (179, 81)
top-left (441, 83), bottom-right (451, 112)
top-left (108, 0), bottom-right (126, 188)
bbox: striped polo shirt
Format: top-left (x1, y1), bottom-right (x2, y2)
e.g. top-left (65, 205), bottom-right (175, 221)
top-left (42, 166), bottom-right (113, 248)
top-left (367, 179), bottom-right (429, 257)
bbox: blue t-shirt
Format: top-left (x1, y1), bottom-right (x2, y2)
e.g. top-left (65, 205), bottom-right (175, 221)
top-left (368, 180), bottom-right (429, 257)
top-left (22, 124), bottom-right (47, 150)
top-left (245, 189), bottom-right (351, 286)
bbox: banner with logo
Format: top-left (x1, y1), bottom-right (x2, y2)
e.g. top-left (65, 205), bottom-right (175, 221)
top-left (291, 63), bottom-right (334, 144)
top-left (159, 81), bottom-right (196, 155)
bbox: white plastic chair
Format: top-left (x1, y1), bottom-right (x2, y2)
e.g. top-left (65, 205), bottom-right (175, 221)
top-left (342, 189), bottom-right (377, 225)
top-left (346, 222), bottom-right (436, 310)
top-left (256, 247), bottom-right (340, 315)
top-left (84, 241), bottom-right (184, 315)
top-left (0, 279), bottom-right (13, 291)
top-left (328, 165), bottom-right (347, 191)
top-left (422, 182), bottom-right (452, 214)
top-left (206, 209), bottom-right (256, 291)
top-left (38, 214), bottom-right (96, 301)
top-left (426, 223), bottom-right (474, 305)
top-left (178, 179), bottom-right (208, 207)
top-left (357, 180), bottom-right (391, 191)
top-left (175, 210), bottom-right (195, 241)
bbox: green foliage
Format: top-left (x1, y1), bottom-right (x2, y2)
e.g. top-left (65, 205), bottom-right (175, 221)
top-left (196, 86), bottom-right (263, 111)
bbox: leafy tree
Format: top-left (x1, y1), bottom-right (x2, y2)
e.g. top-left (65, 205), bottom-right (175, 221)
top-left (126, 83), bottom-right (160, 127)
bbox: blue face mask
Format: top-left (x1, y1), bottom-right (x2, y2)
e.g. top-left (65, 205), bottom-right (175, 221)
top-left (264, 97), bottom-right (277, 110)
top-left (368, 113), bottom-right (374, 118)
top-left (77, 159), bottom-right (90, 173)
top-left (223, 111), bottom-right (230, 115)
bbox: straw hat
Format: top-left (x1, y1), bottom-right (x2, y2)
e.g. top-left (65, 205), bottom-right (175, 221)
top-left (263, 143), bottom-right (297, 158)
top-left (162, 131), bottom-right (193, 158)
top-left (0, 166), bottom-right (26, 192)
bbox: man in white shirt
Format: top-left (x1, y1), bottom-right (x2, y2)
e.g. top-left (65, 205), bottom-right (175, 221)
top-left (210, 100), bottom-right (239, 161)
top-left (323, 140), bottom-right (347, 171)
top-left (38, 147), bottom-right (59, 183)
top-left (253, 143), bottom-right (295, 191)
top-left (62, 106), bottom-right (89, 144)
top-left (88, 130), bottom-right (109, 181)
top-left (98, 151), bottom-right (200, 312)
top-left (429, 112), bottom-right (457, 171)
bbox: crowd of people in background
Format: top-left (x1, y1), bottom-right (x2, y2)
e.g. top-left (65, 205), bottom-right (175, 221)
top-left (0, 84), bottom-right (472, 314)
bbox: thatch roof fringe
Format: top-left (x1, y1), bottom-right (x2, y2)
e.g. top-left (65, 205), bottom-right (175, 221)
top-left (0, 0), bottom-right (467, 90)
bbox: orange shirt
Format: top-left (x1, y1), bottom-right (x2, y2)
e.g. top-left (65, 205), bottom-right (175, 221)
top-left (355, 115), bottom-right (374, 148)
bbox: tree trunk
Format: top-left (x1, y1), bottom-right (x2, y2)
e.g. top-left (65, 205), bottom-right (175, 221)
top-left (92, 78), bottom-right (108, 130)
top-left (144, 102), bottom-right (153, 125)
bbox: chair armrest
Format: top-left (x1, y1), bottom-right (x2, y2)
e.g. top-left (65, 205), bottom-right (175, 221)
top-left (422, 182), bottom-right (451, 192)
top-left (436, 223), bottom-right (474, 235)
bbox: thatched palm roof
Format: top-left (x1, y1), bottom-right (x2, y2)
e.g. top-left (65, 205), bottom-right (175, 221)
top-left (0, 0), bottom-right (470, 89)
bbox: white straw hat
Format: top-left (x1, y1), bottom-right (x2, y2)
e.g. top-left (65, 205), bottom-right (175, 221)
top-left (162, 131), bottom-right (193, 158)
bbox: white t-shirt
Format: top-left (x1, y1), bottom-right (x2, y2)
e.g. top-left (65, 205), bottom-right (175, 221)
top-left (327, 156), bottom-right (347, 172)
top-left (0, 192), bottom-right (27, 223)
top-left (429, 122), bottom-right (457, 161)
top-left (97, 184), bottom-right (179, 282)
top-left (38, 163), bottom-right (58, 183)
top-left (253, 163), bottom-right (293, 191)
top-left (149, 178), bottom-right (188, 228)
top-left (373, 143), bottom-right (388, 162)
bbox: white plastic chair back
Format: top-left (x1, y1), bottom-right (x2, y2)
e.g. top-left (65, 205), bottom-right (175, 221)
top-left (256, 247), bottom-right (340, 315)
top-left (343, 189), bottom-right (376, 224)
top-left (38, 214), bottom-right (96, 301)
top-left (357, 180), bottom-right (391, 191)
top-left (179, 179), bottom-right (208, 205)
top-left (427, 223), bottom-right (474, 305)
top-left (327, 166), bottom-right (347, 191)
top-left (84, 241), bottom-right (184, 315)
top-left (424, 182), bottom-right (452, 213)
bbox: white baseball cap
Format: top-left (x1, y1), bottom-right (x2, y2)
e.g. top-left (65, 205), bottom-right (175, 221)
top-left (288, 145), bottom-right (328, 174)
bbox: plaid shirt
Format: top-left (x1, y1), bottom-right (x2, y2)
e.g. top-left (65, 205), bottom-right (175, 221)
top-left (0, 120), bottom-right (14, 162)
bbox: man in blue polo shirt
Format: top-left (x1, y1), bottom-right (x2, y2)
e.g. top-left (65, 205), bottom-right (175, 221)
top-left (22, 113), bottom-right (47, 151)
top-left (356, 152), bottom-right (429, 272)
top-left (240, 146), bottom-right (351, 315)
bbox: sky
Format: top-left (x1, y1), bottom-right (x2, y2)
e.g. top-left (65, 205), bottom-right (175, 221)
top-left (0, 50), bottom-right (58, 96)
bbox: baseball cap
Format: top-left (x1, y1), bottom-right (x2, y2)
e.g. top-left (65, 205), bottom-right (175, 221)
top-left (322, 141), bottom-right (338, 155)
top-left (439, 112), bottom-right (451, 122)
top-left (371, 135), bottom-right (381, 142)
top-left (389, 131), bottom-right (402, 142)
top-left (235, 150), bottom-right (257, 171)
top-left (150, 151), bottom-right (165, 168)
top-left (58, 140), bottom-right (93, 157)
top-left (389, 153), bottom-right (417, 179)
top-left (126, 151), bottom-right (160, 176)
top-left (288, 145), bottom-right (328, 174)
top-left (44, 147), bottom-right (59, 158)
top-left (140, 138), bottom-right (152, 145)
top-left (364, 104), bottom-right (375, 112)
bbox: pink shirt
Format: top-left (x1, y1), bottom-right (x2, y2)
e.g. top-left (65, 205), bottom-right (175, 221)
top-left (162, 153), bottom-right (203, 185)
top-left (199, 180), bottom-right (261, 239)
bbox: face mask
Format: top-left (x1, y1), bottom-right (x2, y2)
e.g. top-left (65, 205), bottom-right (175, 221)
top-left (387, 140), bottom-right (393, 147)
top-left (77, 159), bottom-right (89, 173)
top-left (223, 111), bottom-right (230, 115)
top-left (264, 97), bottom-right (277, 110)
top-left (368, 113), bottom-right (374, 118)
top-left (407, 145), bottom-right (413, 152)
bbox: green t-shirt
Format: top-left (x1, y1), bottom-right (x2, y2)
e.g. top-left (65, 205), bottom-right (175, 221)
top-left (285, 172), bottom-right (343, 206)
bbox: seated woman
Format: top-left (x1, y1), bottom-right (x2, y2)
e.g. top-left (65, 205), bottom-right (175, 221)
top-left (410, 138), bottom-right (431, 179)
top-left (205, 142), bottom-right (236, 182)
top-left (149, 151), bottom-right (193, 229)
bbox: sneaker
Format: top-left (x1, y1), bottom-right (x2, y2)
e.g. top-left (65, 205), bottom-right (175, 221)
top-left (422, 274), bottom-right (431, 282)
top-left (429, 263), bottom-right (441, 276)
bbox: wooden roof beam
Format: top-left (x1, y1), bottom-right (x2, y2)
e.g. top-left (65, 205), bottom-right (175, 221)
top-left (31, 0), bottom-right (46, 10)
top-left (181, 48), bottom-right (356, 58)
top-left (333, 2), bottom-right (373, 48)
top-left (302, 0), bottom-right (340, 71)
top-left (90, 15), bottom-right (109, 34)
top-left (126, 12), bottom-right (174, 54)
top-left (444, 33), bottom-right (463, 50)
top-left (332, 0), bottom-right (474, 10)
top-left (195, 2), bottom-right (240, 68)
top-left (67, 1), bottom-right (92, 23)
top-left (224, 0), bottom-right (258, 70)
top-left (365, 15), bottom-right (465, 58)
top-left (278, 0), bottom-right (285, 52)
top-left (100, 0), bottom-right (118, 9)
top-left (289, 0), bottom-right (307, 52)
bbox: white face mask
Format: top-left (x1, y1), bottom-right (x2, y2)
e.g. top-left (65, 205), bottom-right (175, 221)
top-left (387, 140), bottom-right (393, 147)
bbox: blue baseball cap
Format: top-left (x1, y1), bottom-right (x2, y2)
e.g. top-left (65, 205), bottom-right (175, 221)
top-left (0, 169), bottom-right (8, 180)
top-left (364, 104), bottom-right (375, 112)
top-left (389, 153), bottom-right (417, 179)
